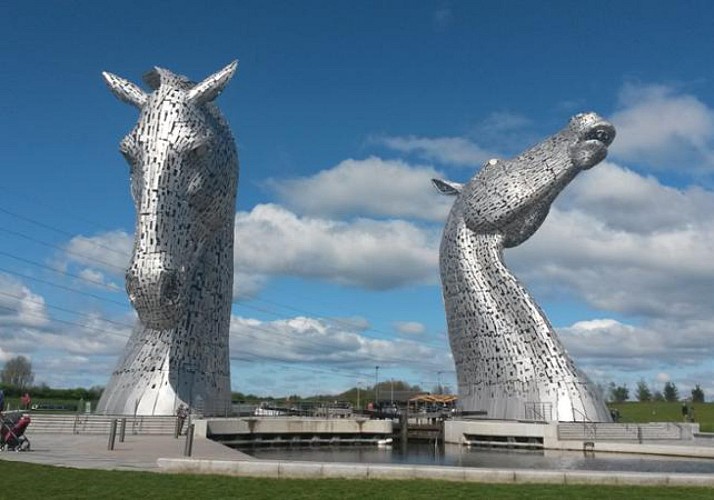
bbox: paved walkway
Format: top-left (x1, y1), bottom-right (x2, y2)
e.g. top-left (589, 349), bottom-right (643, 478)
top-left (0, 433), bottom-right (250, 471)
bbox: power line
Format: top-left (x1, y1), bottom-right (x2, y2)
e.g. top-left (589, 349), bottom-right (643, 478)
top-left (0, 199), bottom-right (453, 374)
top-left (0, 266), bottom-right (128, 308)
top-left (0, 244), bottom-right (452, 361)
top-left (0, 249), bottom-right (123, 292)
top-left (0, 225), bottom-right (127, 273)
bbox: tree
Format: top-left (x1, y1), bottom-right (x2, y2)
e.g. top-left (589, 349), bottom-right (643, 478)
top-left (636, 379), bottom-right (652, 402)
top-left (610, 384), bottom-right (629, 403)
top-left (691, 384), bottom-right (705, 403)
top-left (663, 381), bottom-right (679, 402)
top-left (653, 390), bottom-right (665, 402)
top-left (1, 356), bottom-right (34, 389)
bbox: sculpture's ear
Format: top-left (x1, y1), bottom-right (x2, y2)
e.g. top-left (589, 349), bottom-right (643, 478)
top-left (102, 71), bottom-right (148, 109)
top-left (187, 60), bottom-right (238, 107)
top-left (432, 178), bottom-right (463, 196)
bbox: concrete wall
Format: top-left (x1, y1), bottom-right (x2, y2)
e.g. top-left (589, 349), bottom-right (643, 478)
top-left (203, 418), bottom-right (392, 438)
top-left (444, 419), bottom-right (556, 445)
top-left (157, 457), bottom-right (714, 485)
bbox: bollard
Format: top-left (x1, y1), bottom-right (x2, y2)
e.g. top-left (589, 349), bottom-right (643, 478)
top-left (183, 423), bottom-right (195, 457)
top-left (107, 419), bottom-right (118, 450)
top-left (119, 418), bottom-right (127, 442)
top-left (400, 410), bottom-right (408, 452)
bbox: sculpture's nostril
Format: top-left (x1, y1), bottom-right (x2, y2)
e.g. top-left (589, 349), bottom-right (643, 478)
top-left (587, 124), bottom-right (615, 146)
top-left (595, 129), bottom-right (610, 144)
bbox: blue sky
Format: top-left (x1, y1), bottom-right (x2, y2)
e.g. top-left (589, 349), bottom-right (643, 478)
top-left (2, 1), bottom-right (714, 400)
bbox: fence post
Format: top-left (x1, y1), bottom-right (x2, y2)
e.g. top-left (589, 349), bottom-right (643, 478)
top-left (107, 419), bottom-right (118, 450)
top-left (183, 424), bottom-right (195, 456)
top-left (119, 418), bottom-right (127, 442)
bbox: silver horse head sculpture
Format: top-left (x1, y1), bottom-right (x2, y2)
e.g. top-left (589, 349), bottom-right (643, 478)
top-left (434, 113), bottom-right (615, 422)
top-left (97, 62), bottom-right (238, 416)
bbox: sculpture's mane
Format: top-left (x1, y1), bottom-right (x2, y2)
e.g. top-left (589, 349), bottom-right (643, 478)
top-left (142, 67), bottom-right (195, 91)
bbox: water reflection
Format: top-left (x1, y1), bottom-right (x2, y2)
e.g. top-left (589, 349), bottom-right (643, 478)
top-left (238, 443), bottom-right (714, 474)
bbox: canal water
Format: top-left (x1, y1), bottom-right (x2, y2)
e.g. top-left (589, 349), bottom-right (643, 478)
top-left (236, 443), bottom-right (714, 474)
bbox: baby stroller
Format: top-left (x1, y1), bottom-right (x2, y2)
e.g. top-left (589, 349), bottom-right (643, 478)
top-left (0, 411), bottom-right (31, 451)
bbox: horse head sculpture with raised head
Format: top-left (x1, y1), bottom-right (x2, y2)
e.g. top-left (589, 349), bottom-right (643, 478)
top-left (433, 112), bottom-right (615, 422)
top-left (97, 62), bottom-right (238, 416)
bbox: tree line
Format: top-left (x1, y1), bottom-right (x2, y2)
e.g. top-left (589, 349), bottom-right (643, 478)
top-left (0, 355), bottom-right (103, 401)
top-left (607, 380), bottom-right (705, 404)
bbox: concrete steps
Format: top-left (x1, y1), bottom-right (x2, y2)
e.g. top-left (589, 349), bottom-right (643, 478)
top-left (27, 414), bottom-right (178, 435)
top-left (558, 422), bottom-right (687, 441)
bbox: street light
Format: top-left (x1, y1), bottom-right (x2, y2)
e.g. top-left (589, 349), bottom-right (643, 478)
top-left (375, 366), bottom-right (380, 404)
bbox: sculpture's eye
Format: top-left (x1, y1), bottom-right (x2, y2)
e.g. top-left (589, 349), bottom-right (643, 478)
top-left (186, 143), bottom-right (209, 164)
top-left (119, 135), bottom-right (139, 166)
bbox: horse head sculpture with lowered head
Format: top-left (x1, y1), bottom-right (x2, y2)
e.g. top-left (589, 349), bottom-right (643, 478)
top-left (97, 62), bottom-right (238, 416)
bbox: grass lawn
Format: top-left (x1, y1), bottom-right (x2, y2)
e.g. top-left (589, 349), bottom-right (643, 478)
top-left (0, 461), bottom-right (712, 500)
top-left (608, 402), bottom-right (714, 431)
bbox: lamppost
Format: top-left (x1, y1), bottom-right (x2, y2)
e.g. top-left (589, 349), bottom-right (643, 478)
top-left (375, 366), bottom-right (380, 405)
top-left (357, 382), bottom-right (364, 411)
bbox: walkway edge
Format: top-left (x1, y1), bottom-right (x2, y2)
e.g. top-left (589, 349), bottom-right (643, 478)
top-left (156, 458), bottom-right (714, 486)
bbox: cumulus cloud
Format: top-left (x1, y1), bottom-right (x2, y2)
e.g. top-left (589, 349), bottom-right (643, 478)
top-left (376, 137), bottom-right (493, 167)
top-left (229, 314), bottom-right (449, 371)
top-left (560, 162), bottom-right (714, 233)
top-left (609, 83), bottom-right (714, 170)
top-left (510, 162), bottom-right (714, 320)
top-left (60, 230), bottom-right (132, 292)
top-left (63, 230), bottom-right (132, 273)
top-left (0, 273), bottom-right (49, 327)
top-left (0, 272), bottom-right (134, 387)
top-left (234, 204), bottom-right (440, 290)
top-left (559, 318), bottom-right (714, 371)
top-left (77, 268), bottom-right (121, 290)
top-left (393, 321), bottom-right (426, 336)
top-left (269, 156), bottom-right (453, 221)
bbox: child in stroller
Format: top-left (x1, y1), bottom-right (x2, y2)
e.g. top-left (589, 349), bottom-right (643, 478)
top-left (0, 411), bottom-right (31, 451)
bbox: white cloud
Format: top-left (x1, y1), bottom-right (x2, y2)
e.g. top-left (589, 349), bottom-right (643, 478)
top-left (77, 268), bottom-right (121, 291)
top-left (377, 137), bottom-right (493, 167)
top-left (0, 273), bottom-right (49, 328)
top-left (656, 372), bottom-right (672, 383)
top-left (510, 162), bottom-right (714, 320)
top-left (63, 230), bottom-right (132, 274)
top-left (229, 314), bottom-right (448, 371)
top-left (269, 156), bottom-right (453, 221)
top-left (560, 162), bottom-right (714, 233)
top-left (609, 83), bottom-right (714, 170)
top-left (559, 318), bottom-right (714, 371)
top-left (234, 204), bottom-right (440, 290)
top-left (477, 111), bottom-right (532, 133)
top-left (393, 321), bottom-right (426, 336)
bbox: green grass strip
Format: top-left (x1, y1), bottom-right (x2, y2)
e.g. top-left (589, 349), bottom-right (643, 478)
top-left (2, 461), bottom-right (713, 499)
